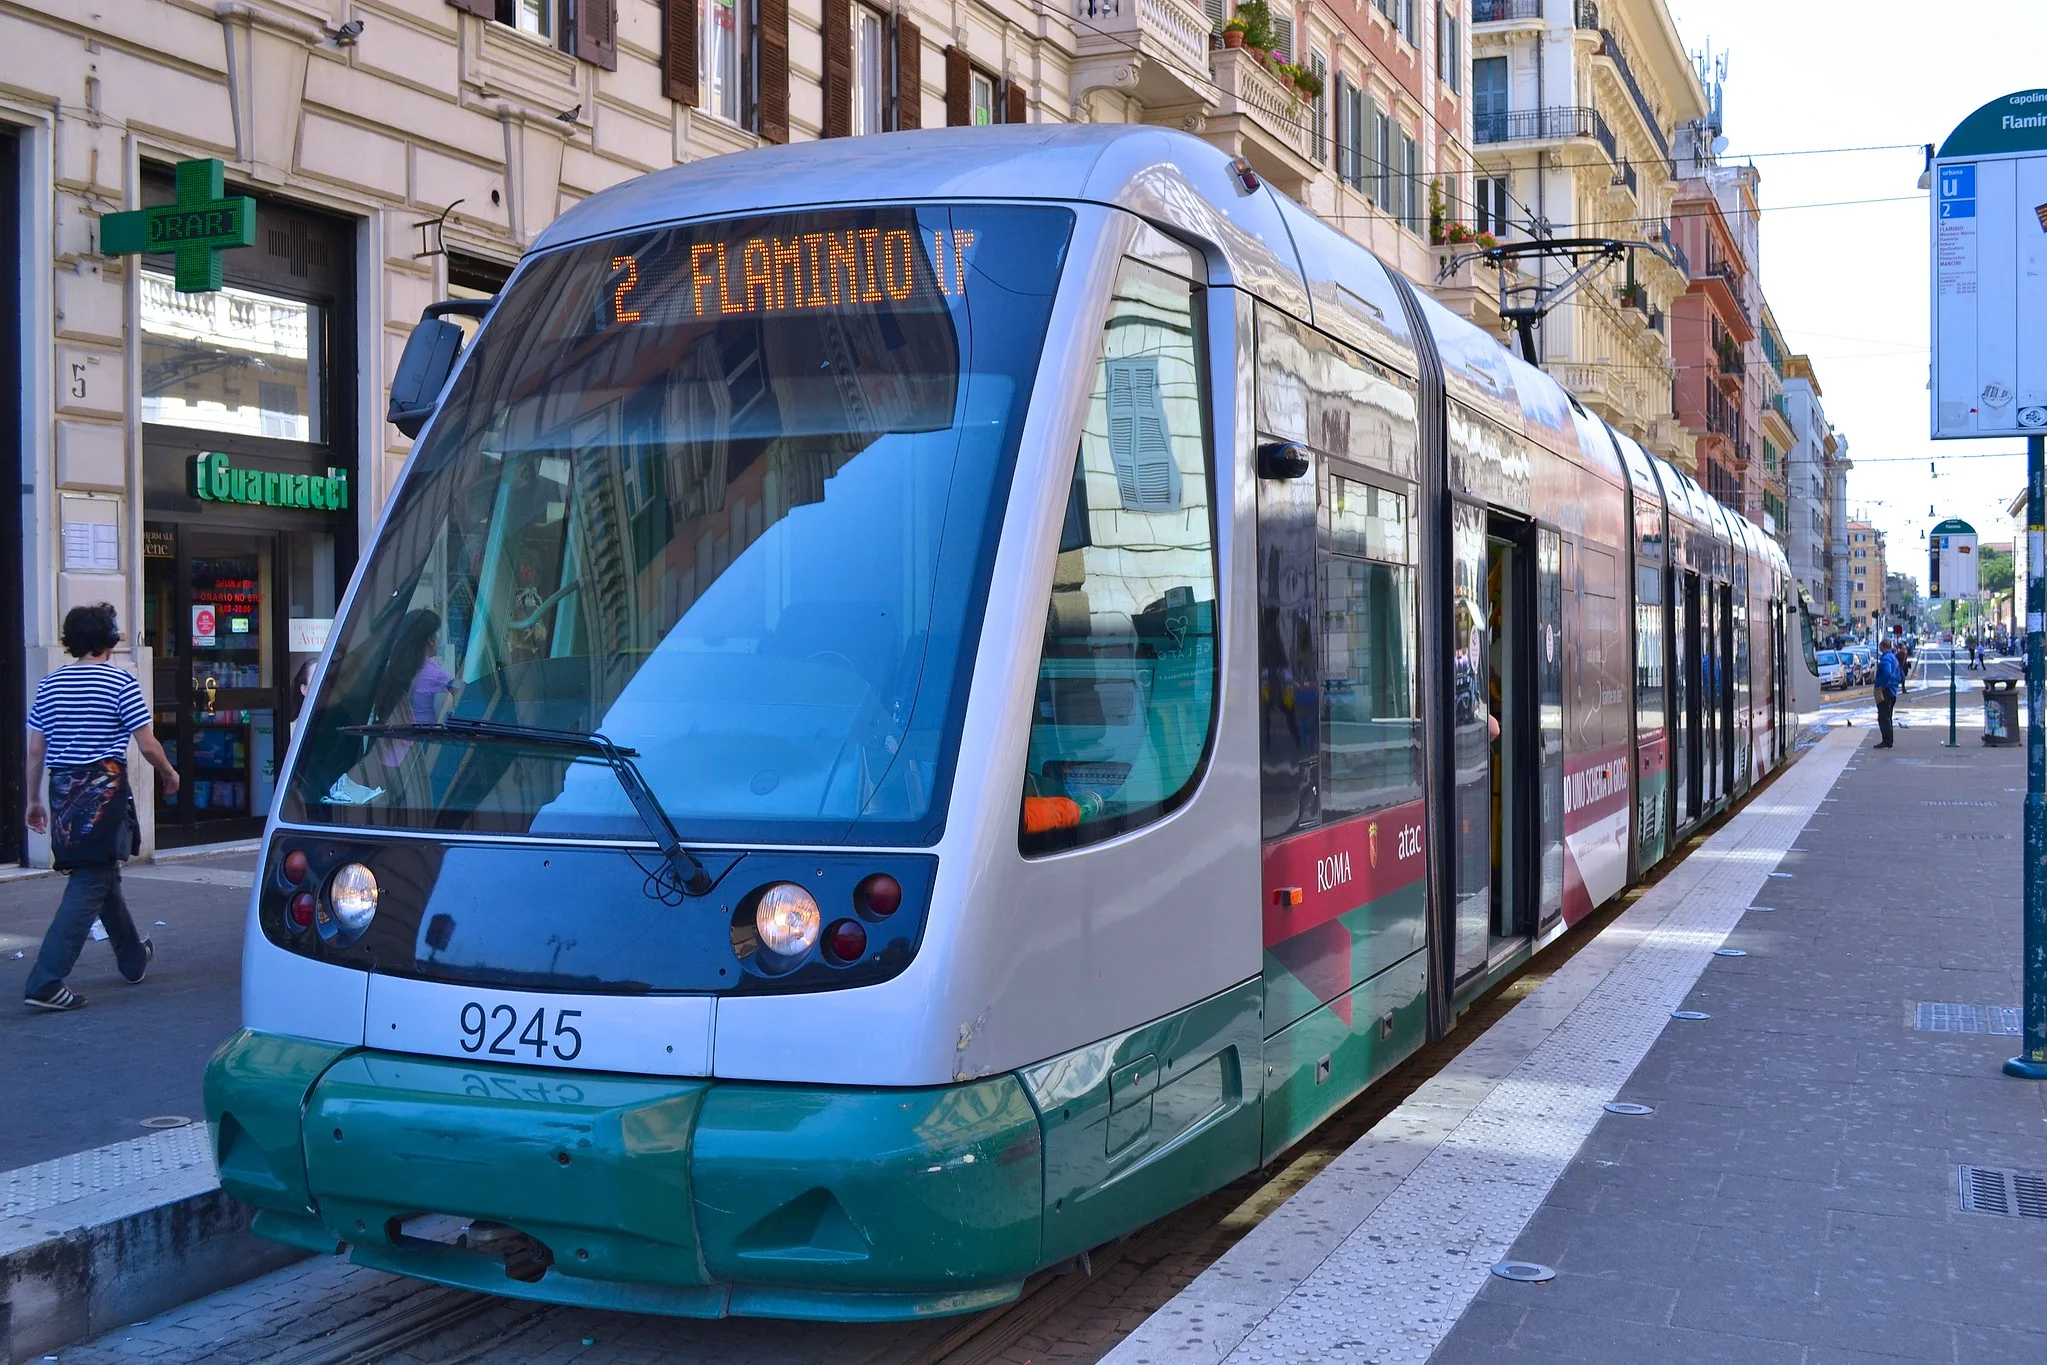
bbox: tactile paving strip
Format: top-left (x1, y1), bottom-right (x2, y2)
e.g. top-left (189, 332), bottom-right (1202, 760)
top-left (1104, 727), bottom-right (1862, 1365)
top-left (1916, 1002), bottom-right (2022, 1035)
top-left (0, 1123), bottom-right (213, 1220)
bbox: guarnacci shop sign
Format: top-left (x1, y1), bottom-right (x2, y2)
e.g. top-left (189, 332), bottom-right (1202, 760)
top-left (190, 451), bottom-right (349, 512)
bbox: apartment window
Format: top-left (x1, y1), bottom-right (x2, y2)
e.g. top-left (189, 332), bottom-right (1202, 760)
top-left (702, 0), bottom-right (746, 120)
top-left (1336, 77), bottom-right (1365, 190)
top-left (852, 5), bottom-right (886, 135)
top-left (1373, 100), bottom-right (1391, 207)
top-left (1474, 176), bottom-right (1508, 235)
top-left (1399, 0), bottom-right (1418, 45)
top-left (1271, 9), bottom-right (1295, 60)
top-left (511, 0), bottom-right (550, 36)
top-left (971, 69), bottom-right (996, 125)
top-left (1473, 56), bottom-right (1507, 141)
top-left (1438, 4), bottom-right (1460, 93)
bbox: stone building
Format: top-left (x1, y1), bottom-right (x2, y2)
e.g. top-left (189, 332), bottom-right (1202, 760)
top-left (1463, 0), bottom-right (1702, 468)
top-left (1845, 518), bottom-right (1884, 634)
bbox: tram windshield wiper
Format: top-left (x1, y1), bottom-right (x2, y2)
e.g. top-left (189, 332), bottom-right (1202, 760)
top-left (340, 717), bottom-right (715, 896)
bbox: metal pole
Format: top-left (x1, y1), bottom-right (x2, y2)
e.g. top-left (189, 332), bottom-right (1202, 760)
top-left (2007, 434), bottom-right (2047, 1078)
top-left (1948, 599), bottom-right (1959, 747)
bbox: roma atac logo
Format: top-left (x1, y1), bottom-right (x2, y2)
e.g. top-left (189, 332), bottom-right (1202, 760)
top-left (1368, 821), bottom-right (1379, 868)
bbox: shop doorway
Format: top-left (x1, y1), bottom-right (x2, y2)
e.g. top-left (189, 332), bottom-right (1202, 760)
top-left (144, 523), bottom-right (305, 845)
top-left (0, 129), bottom-right (21, 864)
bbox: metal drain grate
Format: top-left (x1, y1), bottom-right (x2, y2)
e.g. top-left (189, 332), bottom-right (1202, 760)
top-left (1923, 799), bottom-right (1997, 807)
top-left (1937, 833), bottom-right (2012, 841)
top-left (1916, 1003), bottom-right (2021, 1034)
top-left (1959, 1166), bottom-right (2047, 1218)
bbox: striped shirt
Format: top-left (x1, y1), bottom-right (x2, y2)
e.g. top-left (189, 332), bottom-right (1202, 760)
top-left (27, 663), bottom-right (151, 767)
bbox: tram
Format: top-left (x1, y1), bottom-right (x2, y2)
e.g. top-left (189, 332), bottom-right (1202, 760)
top-left (205, 125), bottom-right (1821, 1320)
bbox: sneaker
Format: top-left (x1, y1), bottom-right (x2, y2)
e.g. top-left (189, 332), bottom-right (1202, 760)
top-left (25, 984), bottom-right (87, 1011)
top-left (122, 938), bottom-right (153, 985)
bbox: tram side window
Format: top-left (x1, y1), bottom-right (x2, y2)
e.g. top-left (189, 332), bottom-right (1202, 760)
top-left (1321, 476), bottom-right (1419, 818)
top-left (1019, 258), bottom-right (1216, 855)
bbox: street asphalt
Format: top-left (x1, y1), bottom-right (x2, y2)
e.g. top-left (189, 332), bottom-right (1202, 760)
top-left (1, 852), bottom-right (253, 1167)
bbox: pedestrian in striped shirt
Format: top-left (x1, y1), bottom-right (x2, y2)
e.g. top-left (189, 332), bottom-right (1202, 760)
top-left (21, 604), bottom-right (180, 1011)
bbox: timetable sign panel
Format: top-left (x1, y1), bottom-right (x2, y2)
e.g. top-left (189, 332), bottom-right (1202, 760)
top-left (1931, 154), bottom-right (2047, 438)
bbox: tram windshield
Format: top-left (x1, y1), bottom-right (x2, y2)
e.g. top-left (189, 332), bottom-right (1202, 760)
top-left (285, 205), bottom-right (1072, 844)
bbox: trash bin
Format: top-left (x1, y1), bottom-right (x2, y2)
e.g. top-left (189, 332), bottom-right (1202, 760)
top-left (1983, 678), bottom-right (2021, 747)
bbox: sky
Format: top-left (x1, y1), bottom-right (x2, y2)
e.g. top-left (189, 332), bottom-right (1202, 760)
top-left (1662, 0), bottom-right (2047, 588)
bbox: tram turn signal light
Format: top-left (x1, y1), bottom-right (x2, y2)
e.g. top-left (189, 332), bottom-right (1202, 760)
top-left (1273, 886), bottom-right (1304, 907)
top-left (282, 850), bottom-right (309, 884)
top-left (827, 918), bottom-right (868, 963)
top-left (855, 872), bottom-right (902, 918)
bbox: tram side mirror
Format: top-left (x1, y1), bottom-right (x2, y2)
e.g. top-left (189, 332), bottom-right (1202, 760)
top-left (388, 299), bottom-right (495, 439)
top-left (1258, 440), bottom-right (1311, 480)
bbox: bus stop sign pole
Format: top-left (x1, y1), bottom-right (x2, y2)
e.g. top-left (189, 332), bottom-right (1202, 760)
top-left (2005, 433), bottom-right (2047, 1078)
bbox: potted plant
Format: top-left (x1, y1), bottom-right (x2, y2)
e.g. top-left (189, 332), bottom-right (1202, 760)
top-left (1445, 221), bottom-right (1476, 244)
top-left (1292, 65), bottom-right (1323, 99)
top-left (1618, 280), bottom-right (1646, 309)
top-left (1428, 178), bottom-right (1446, 245)
top-left (1234, 0), bottom-right (1275, 53)
top-left (1221, 17), bottom-right (1247, 48)
top-left (1476, 231), bottom-right (1499, 251)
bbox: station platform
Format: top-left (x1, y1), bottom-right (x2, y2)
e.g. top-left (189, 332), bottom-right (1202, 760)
top-left (1108, 718), bottom-right (2044, 1364)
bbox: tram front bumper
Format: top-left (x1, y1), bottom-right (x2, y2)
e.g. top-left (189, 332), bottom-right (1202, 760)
top-left (204, 1031), bottom-right (1045, 1320)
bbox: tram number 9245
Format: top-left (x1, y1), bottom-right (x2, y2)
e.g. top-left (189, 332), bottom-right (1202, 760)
top-left (458, 1002), bottom-right (586, 1063)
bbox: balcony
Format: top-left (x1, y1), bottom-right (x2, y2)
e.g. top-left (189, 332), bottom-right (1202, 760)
top-left (1201, 46), bottom-right (1318, 194)
top-left (1474, 105), bottom-right (1616, 162)
top-left (1472, 0), bottom-right (1542, 21)
top-left (1582, 12), bottom-right (1672, 163)
top-left (1718, 347), bottom-right (1744, 377)
top-left (1612, 159), bottom-right (1638, 200)
top-left (1071, 0), bottom-right (1218, 111)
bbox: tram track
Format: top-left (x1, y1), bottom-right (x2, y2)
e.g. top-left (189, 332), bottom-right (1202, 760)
top-left (212, 752), bottom-right (1804, 1365)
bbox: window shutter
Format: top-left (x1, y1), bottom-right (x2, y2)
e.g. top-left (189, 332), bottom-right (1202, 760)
top-left (1365, 99), bottom-right (1382, 203)
top-left (1005, 77), bottom-right (1027, 125)
top-left (1448, 17), bottom-right (1459, 92)
top-left (1104, 358), bottom-right (1182, 513)
top-left (1333, 75), bottom-right (1350, 184)
top-left (570, 0), bottom-right (618, 70)
top-left (893, 13), bottom-right (921, 129)
top-left (1310, 51), bottom-right (1327, 162)
top-left (1202, 0), bottom-right (1226, 31)
top-left (822, 0), bottom-right (852, 137)
top-left (1271, 14), bottom-right (1293, 61)
top-left (757, 0), bottom-right (789, 141)
top-left (662, 0), bottom-right (698, 104)
top-left (446, 0), bottom-right (494, 16)
top-left (945, 45), bottom-right (971, 125)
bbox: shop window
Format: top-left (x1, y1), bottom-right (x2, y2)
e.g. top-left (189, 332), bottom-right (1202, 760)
top-left (1320, 476), bottom-right (1419, 818)
top-left (1019, 258), bottom-right (1215, 854)
top-left (140, 270), bottom-right (324, 444)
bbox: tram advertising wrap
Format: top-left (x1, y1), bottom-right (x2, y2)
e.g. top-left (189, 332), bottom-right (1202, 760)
top-left (206, 127), bottom-right (1812, 1322)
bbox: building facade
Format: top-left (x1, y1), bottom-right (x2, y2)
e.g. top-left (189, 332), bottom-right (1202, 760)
top-left (1780, 354), bottom-right (1834, 614)
top-left (1462, 0), bottom-right (1703, 468)
top-left (1845, 518), bottom-right (1885, 635)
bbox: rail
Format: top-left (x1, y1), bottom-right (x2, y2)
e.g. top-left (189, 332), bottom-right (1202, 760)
top-left (1211, 47), bottom-right (1315, 163)
top-left (1471, 0), bottom-right (1541, 21)
top-left (1587, 20), bottom-right (1672, 163)
top-left (1473, 104), bottom-right (1616, 161)
top-left (1613, 160), bottom-right (1638, 198)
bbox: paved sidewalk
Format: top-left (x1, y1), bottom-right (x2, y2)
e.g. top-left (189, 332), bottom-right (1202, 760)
top-left (1431, 722), bottom-right (2042, 1363)
top-left (1, 851), bottom-right (253, 1164)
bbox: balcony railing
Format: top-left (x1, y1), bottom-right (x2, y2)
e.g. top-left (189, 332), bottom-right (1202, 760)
top-left (1586, 18), bottom-right (1672, 163)
top-left (1473, 105), bottom-right (1616, 161)
top-left (1613, 160), bottom-right (1638, 198)
top-left (1574, 0), bottom-right (1599, 28)
top-left (1073, 0), bottom-right (1212, 73)
top-left (1210, 47), bottom-right (1316, 168)
top-left (1472, 0), bottom-right (1541, 20)
top-left (1718, 348), bottom-right (1744, 377)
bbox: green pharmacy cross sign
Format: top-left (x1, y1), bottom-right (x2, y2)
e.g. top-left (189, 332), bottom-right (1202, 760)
top-left (99, 159), bottom-right (256, 293)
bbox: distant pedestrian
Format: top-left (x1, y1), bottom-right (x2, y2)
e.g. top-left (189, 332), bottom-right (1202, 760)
top-left (1872, 639), bottom-right (1903, 750)
top-left (21, 604), bottom-right (180, 1012)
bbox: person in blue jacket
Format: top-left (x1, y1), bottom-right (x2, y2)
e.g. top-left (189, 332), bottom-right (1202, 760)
top-left (1872, 640), bottom-right (1903, 749)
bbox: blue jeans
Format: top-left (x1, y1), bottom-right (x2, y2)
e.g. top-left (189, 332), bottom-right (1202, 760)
top-left (24, 861), bottom-right (146, 997)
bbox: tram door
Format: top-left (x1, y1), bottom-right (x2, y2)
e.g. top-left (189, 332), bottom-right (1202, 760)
top-left (1719, 584), bottom-right (1738, 798)
top-left (1485, 519), bottom-right (1537, 957)
top-left (1681, 571), bottom-right (1703, 822)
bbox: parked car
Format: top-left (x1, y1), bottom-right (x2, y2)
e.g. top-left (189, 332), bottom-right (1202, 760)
top-left (1817, 650), bottom-right (1846, 690)
top-left (1844, 647), bottom-right (1877, 684)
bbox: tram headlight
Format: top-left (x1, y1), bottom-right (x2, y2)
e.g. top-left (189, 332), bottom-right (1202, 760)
top-left (755, 883), bottom-right (821, 958)
top-left (328, 863), bottom-right (380, 933)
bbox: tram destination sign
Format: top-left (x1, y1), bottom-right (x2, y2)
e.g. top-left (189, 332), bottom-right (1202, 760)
top-left (98, 158), bottom-right (256, 294)
top-left (1931, 91), bottom-right (2047, 439)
